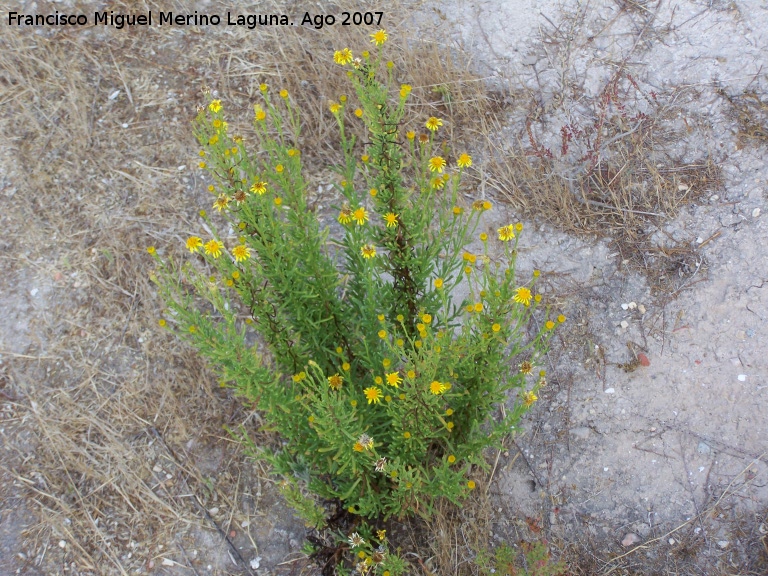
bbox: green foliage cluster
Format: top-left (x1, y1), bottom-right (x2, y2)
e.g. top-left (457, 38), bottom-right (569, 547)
top-left (149, 37), bottom-right (561, 574)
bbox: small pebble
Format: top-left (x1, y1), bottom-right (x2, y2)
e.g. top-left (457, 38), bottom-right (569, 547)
top-left (753, 208), bottom-right (761, 218)
top-left (177, 165), bottom-right (186, 171)
top-left (737, 374), bottom-right (746, 382)
top-left (620, 320), bottom-right (629, 329)
top-left (208, 507), bottom-right (219, 515)
top-left (621, 303), bottom-right (629, 310)
top-left (622, 533), bottom-right (641, 547)
top-left (58, 540), bottom-right (66, 549)
top-left (162, 558), bottom-right (175, 566)
top-left (605, 388), bottom-right (615, 394)
top-left (638, 304), bottom-right (646, 314)
top-left (250, 557), bottom-right (261, 570)
top-left (710, 194), bottom-right (719, 201)
top-left (628, 302), bottom-right (637, 310)
top-left (730, 358), bottom-right (741, 366)
top-left (678, 184), bottom-right (689, 191)
top-left (30, 288), bottom-right (39, 297)
top-left (121, 123), bottom-right (129, 129)
top-left (109, 90), bottom-right (121, 100)
top-left (717, 540), bottom-right (729, 549)
top-left (668, 538), bottom-right (675, 545)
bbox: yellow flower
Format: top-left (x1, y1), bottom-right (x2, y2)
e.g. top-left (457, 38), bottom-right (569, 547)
top-left (447, 455), bottom-right (456, 463)
top-left (279, 89), bottom-right (288, 99)
top-left (523, 391), bottom-right (538, 407)
top-left (361, 154), bottom-right (369, 163)
top-left (514, 287), bottom-right (532, 306)
top-left (353, 207), bottom-right (369, 225)
top-left (275, 164), bottom-right (284, 173)
top-left (430, 176), bottom-right (445, 189)
top-left (354, 108), bottom-right (363, 118)
top-left (452, 206), bottom-right (462, 215)
top-left (445, 408), bottom-right (454, 416)
top-left (422, 313), bottom-right (432, 324)
top-left (364, 386), bottom-right (383, 404)
top-left (378, 330), bottom-right (387, 339)
top-left (274, 197), bottom-right (282, 206)
top-left (516, 223), bottom-right (524, 232)
top-left (212, 119), bottom-right (222, 129)
top-left (520, 361), bottom-right (533, 375)
top-left (329, 102), bottom-right (341, 114)
top-left (406, 369), bottom-right (415, 379)
top-left (231, 244), bottom-right (251, 262)
top-left (370, 29), bottom-right (388, 45)
top-left (254, 106), bottom-right (266, 121)
top-left (464, 266), bottom-right (472, 275)
top-left (334, 48), bottom-right (353, 65)
top-left (377, 314), bottom-right (385, 321)
top-left (428, 156), bottom-right (447, 173)
top-left (186, 237), bottom-right (203, 252)
top-left (369, 188), bottom-right (377, 197)
top-left (558, 314), bottom-right (566, 323)
top-left (399, 84), bottom-right (412, 98)
top-left (158, 318), bottom-right (166, 327)
top-left (231, 270), bottom-right (240, 279)
top-left (209, 99), bottom-right (222, 113)
top-left (457, 153), bottom-right (472, 168)
top-left (375, 376), bottom-right (383, 384)
top-left (204, 239), bottom-right (224, 258)
top-left (199, 161), bottom-right (207, 169)
top-left (353, 442), bottom-right (364, 452)
top-left (338, 205), bottom-right (353, 224)
top-left (429, 380), bottom-right (447, 395)
top-left (535, 294), bottom-right (542, 303)
top-left (328, 373), bottom-right (344, 390)
top-left (382, 358), bottom-right (391, 368)
top-left (545, 320), bottom-right (555, 330)
top-left (396, 314), bottom-right (404, 323)
top-left (434, 278), bottom-right (444, 289)
top-left (386, 61), bottom-right (394, 69)
top-left (250, 181), bottom-right (267, 195)
top-left (287, 148), bottom-right (298, 157)
top-left (403, 432), bottom-right (411, 439)
top-left (480, 232), bottom-right (488, 241)
top-left (259, 83), bottom-right (268, 92)
top-left (498, 224), bottom-right (515, 242)
top-left (474, 302), bottom-right (483, 313)
top-left (340, 95), bottom-right (347, 103)
top-left (406, 131), bottom-right (415, 140)
top-left (467, 480), bottom-right (476, 490)
top-left (213, 194), bottom-right (229, 212)
top-left (482, 200), bottom-right (492, 210)
top-left (386, 372), bottom-right (402, 388)
top-left (492, 323), bottom-right (501, 333)
top-left (383, 213), bottom-right (398, 228)
top-left (361, 244), bottom-right (377, 259)
top-left (425, 116), bottom-right (443, 131)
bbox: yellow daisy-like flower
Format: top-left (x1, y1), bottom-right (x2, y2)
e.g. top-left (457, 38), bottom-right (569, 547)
top-left (386, 372), bottom-right (402, 388)
top-left (328, 373), bottom-right (344, 390)
top-left (275, 164), bottom-right (284, 173)
top-left (492, 323), bottom-right (501, 332)
top-left (545, 320), bottom-right (555, 330)
top-left (403, 432), bottom-right (411, 439)
top-left (353, 442), bottom-right (364, 452)
top-left (422, 314), bottom-right (432, 324)
top-left (279, 89), bottom-right (289, 99)
top-left (447, 455), bottom-right (456, 463)
top-left (467, 480), bottom-right (476, 490)
top-left (513, 287), bottom-right (532, 306)
top-left (429, 380), bottom-right (447, 395)
top-left (428, 156), bottom-right (447, 173)
top-left (147, 246), bottom-right (156, 255)
top-left (158, 318), bottom-right (166, 327)
top-left (480, 232), bottom-right (488, 242)
top-left (516, 223), bottom-right (524, 232)
top-left (274, 197), bottom-right (283, 206)
top-left (213, 194), bottom-right (229, 212)
top-left (231, 244), bottom-right (251, 263)
top-left (370, 29), bottom-right (388, 46)
top-left (452, 206), bottom-right (463, 215)
top-left (364, 386), bottom-right (383, 404)
top-left (378, 329), bottom-right (387, 339)
top-left (361, 154), bottom-right (369, 162)
top-left (329, 102), bottom-right (341, 114)
top-left (259, 83), bottom-right (268, 92)
top-left (406, 131), bottom-right (416, 140)
top-left (558, 314), bottom-right (566, 323)
top-left (354, 108), bottom-right (363, 118)
top-left (498, 224), bottom-right (515, 242)
top-left (353, 206), bottom-right (369, 225)
top-left (472, 200), bottom-right (485, 211)
top-left (482, 200), bottom-right (492, 210)
top-left (334, 48), bottom-right (353, 65)
top-left (535, 294), bottom-right (542, 303)
top-left (520, 361), bottom-right (533, 375)
top-left (287, 148), bottom-right (298, 157)
top-left (361, 244), bottom-right (377, 259)
top-left (457, 153), bottom-right (472, 168)
top-left (369, 188), bottom-right (377, 197)
top-left (338, 205), bottom-right (353, 225)
top-left (523, 391), bottom-right (538, 407)
top-left (399, 84), bottom-right (412, 98)
top-left (209, 99), bottom-right (222, 113)
top-left (186, 236), bottom-right (203, 252)
top-left (434, 278), bottom-right (444, 289)
top-left (204, 239), bottom-right (224, 258)
top-left (382, 358), bottom-right (391, 368)
top-left (430, 176), bottom-right (446, 189)
top-left (383, 213), bottom-right (398, 228)
top-left (425, 117), bottom-right (443, 131)
top-left (250, 181), bottom-right (267, 195)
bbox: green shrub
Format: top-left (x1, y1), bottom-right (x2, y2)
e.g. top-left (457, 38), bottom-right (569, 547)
top-left (149, 30), bottom-right (561, 572)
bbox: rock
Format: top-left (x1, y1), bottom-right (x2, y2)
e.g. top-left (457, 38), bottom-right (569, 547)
top-left (621, 303), bottom-right (629, 310)
top-left (678, 184), bottom-right (689, 191)
top-left (569, 427), bottom-right (592, 440)
top-left (620, 320), bottom-right (629, 329)
top-left (753, 208), bottom-right (761, 218)
top-left (697, 442), bottom-right (711, 455)
top-left (628, 302), bottom-right (637, 310)
top-left (668, 538), bottom-right (676, 545)
top-left (737, 374), bottom-right (746, 382)
top-left (605, 388), bottom-right (615, 394)
top-left (622, 533), bottom-right (641, 547)
top-left (638, 304), bottom-right (646, 314)
top-left (717, 540), bottom-right (729, 549)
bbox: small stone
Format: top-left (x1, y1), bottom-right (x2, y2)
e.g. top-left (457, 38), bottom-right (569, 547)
top-left (109, 90), bottom-right (121, 100)
top-left (605, 388), bottom-right (615, 394)
top-left (522, 55), bottom-right (538, 65)
top-left (30, 288), bottom-right (39, 297)
top-left (696, 237), bottom-right (704, 244)
top-left (620, 320), bottom-right (629, 329)
top-left (678, 184), bottom-right (689, 191)
top-left (250, 557), bottom-right (261, 570)
top-left (717, 540), bottom-right (729, 549)
top-left (177, 165), bottom-right (186, 171)
top-left (737, 374), bottom-right (747, 382)
top-left (697, 441), bottom-right (711, 455)
top-left (753, 208), bottom-right (761, 218)
top-left (208, 507), bottom-right (219, 515)
top-left (162, 558), bottom-right (175, 566)
top-left (710, 194), bottom-right (719, 201)
top-left (638, 304), bottom-right (646, 314)
top-left (241, 520), bottom-right (250, 528)
top-left (152, 465), bottom-right (162, 473)
top-left (729, 357), bottom-right (741, 366)
top-left (621, 303), bottom-right (629, 310)
top-left (668, 538), bottom-right (675, 545)
top-left (58, 540), bottom-right (66, 549)
top-left (121, 123), bottom-right (129, 129)
top-left (628, 302), bottom-right (637, 310)
top-left (622, 533), bottom-right (641, 547)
